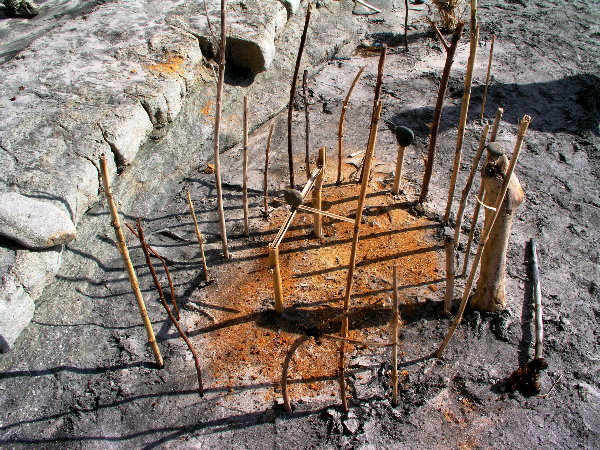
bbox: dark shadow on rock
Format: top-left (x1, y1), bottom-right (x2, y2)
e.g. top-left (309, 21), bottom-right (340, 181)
top-left (225, 61), bottom-right (255, 87)
top-left (391, 74), bottom-right (600, 136)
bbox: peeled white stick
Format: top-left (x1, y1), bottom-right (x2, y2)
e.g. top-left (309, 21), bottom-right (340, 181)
top-left (355, 0), bottom-right (382, 13)
top-left (391, 126), bottom-right (414, 195)
top-left (99, 154), bottom-right (163, 368)
top-left (436, 115), bottom-right (531, 357)
top-left (530, 238), bottom-right (544, 360)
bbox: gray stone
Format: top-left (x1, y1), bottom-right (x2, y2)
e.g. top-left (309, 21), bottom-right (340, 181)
top-left (0, 192), bottom-right (77, 249)
top-left (0, 274), bottom-right (34, 352)
top-left (12, 246), bottom-right (62, 300)
top-left (4, 0), bottom-right (39, 19)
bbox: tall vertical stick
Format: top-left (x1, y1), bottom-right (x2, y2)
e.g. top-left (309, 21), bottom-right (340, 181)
top-left (136, 220), bottom-right (204, 395)
top-left (242, 95), bottom-right (249, 237)
top-left (404, 0), bottom-right (409, 51)
top-left (453, 124), bottom-right (489, 250)
top-left (213, 0), bottom-right (230, 259)
top-left (287, 3), bottom-right (313, 188)
top-left (187, 191), bottom-right (210, 282)
top-left (337, 66), bottom-right (366, 184)
top-left (480, 34), bottom-right (495, 120)
top-left (339, 101), bottom-right (383, 412)
top-left (391, 264), bottom-right (400, 406)
top-left (419, 22), bottom-right (464, 203)
top-left (444, 24), bottom-right (480, 222)
top-left (358, 45), bottom-right (387, 183)
top-left (530, 238), bottom-right (543, 360)
top-left (303, 69), bottom-right (311, 179)
top-left (436, 115), bottom-right (531, 357)
top-left (444, 236), bottom-right (455, 313)
top-left (264, 122), bottom-right (274, 218)
top-left (490, 107), bottom-right (504, 141)
top-left (268, 244), bottom-right (284, 314)
top-left (99, 155), bottom-right (163, 368)
top-left (313, 147), bottom-right (326, 237)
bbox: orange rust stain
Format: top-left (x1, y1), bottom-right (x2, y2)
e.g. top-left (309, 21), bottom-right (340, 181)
top-left (200, 165), bottom-right (441, 404)
top-left (146, 56), bottom-right (185, 77)
top-left (200, 99), bottom-right (214, 116)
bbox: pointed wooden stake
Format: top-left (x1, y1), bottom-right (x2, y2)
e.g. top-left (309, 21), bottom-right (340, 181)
top-left (99, 154), bottom-right (163, 368)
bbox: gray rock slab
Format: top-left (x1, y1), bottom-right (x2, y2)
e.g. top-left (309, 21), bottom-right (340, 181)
top-left (0, 192), bottom-right (76, 249)
top-left (0, 273), bottom-right (34, 352)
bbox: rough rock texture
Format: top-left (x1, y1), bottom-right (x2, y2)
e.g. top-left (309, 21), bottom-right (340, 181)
top-left (0, 192), bottom-right (76, 249)
top-left (3, 0), bottom-right (39, 18)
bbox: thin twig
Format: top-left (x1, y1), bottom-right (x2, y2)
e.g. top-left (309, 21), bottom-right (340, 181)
top-left (480, 34), bottom-right (495, 120)
top-left (264, 122), bottom-right (275, 218)
top-left (282, 335), bottom-right (311, 413)
top-left (436, 115), bottom-right (531, 357)
top-left (419, 23), bottom-right (465, 202)
top-left (136, 219), bottom-right (203, 396)
top-left (287, 3), bottom-right (313, 188)
top-left (404, 0), bottom-right (410, 51)
top-left (444, 236), bottom-right (455, 314)
top-left (243, 96), bottom-right (249, 236)
top-left (337, 66), bottom-right (366, 184)
top-left (186, 191), bottom-right (210, 282)
top-left (303, 69), bottom-right (311, 179)
top-left (428, 17), bottom-right (449, 51)
top-left (391, 264), bottom-right (400, 406)
top-left (99, 154), bottom-right (163, 368)
top-left (490, 107), bottom-right (504, 141)
top-left (355, 0), bottom-right (382, 13)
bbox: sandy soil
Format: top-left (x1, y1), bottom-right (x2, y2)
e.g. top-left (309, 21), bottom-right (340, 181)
top-left (1, 0), bottom-right (599, 448)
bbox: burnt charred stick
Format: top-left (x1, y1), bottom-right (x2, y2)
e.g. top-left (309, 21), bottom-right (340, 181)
top-left (404, 0), bottom-right (409, 51)
top-left (480, 34), bottom-right (496, 120)
top-left (99, 154), bottom-right (163, 368)
top-left (136, 220), bottom-right (204, 396)
top-left (419, 22), bottom-right (465, 203)
top-left (339, 101), bottom-right (384, 412)
top-left (186, 191), bottom-right (210, 283)
top-left (264, 122), bottom-right (275, 218)
top-left (470, 141), bottom-right (525, 311)
top-left (358, 45), bottom-right (387, 183)
top-left (391, 264), bottom-right (400, 406)
top-left (213, 0), bottom-right (230, 259)
top-left (453, 124), bottom-right (489, 257)
top-left (436, 115), bottom-right (531, 357)
top-left (530, 238), bottom-right (544, 360)
top-left (303, 70), bottom-right (311, 179)
top-left (444, 25), bottom-right (480, 222)
top-left (392, 126), bottom-right (414, 195)
top-left (337, 66), bottom-right (366, 184)
top-left (242, 95), bottom-right (250, 236)
top-left (125, 222), bottom-right (180, 319)
top-left (287, 3), bottom-right (313, 188)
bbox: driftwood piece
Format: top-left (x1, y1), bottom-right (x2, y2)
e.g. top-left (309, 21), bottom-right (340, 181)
top-left (436, 115), bottom-right (531, 357)
top-left (419, 23), bottom-right (465, 203)
top-left (480, 34), bottom-right (496, 120)
top-left (136, 220), bottom-right (204, 396)
top-left (444, 25), bottom-right (480, 222)
top-left (99, 155), bottom-right (163, 368)
top-left (339, 101), bottom-right (383, 412)
top-left (186, 191), bottom-right (210, 282)
top-left (287, 3), bottom-right (313, 188)
top-left (470, 143), bottom-right (525, 311)
top-left (264, 122), bottom-right (275, 218)
top-left (213, 0), bottom-right (230, 259)
top-left (337, 66), bottom-right (366, 184)
top-left (242, 95), bottom-right (250, 236)
top-left (303, 69), bottom-right (311, 179)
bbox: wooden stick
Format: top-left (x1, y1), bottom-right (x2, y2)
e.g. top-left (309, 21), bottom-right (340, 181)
top-left (297, 204), bottom-right (353, 223)
top-left (124, 223), bottom-right (180, 320)
top-left (392, 145), bottom-right (407, 195)
top-left (312, 147), bottom-right (326, 237)
top-left (462, 182), bottom-right (483, 277)
top-left (287, 3), bottom-right (313, 189)
top-left (404, 0), bottom-right (409, 51)
top-left (303, 69), bottom-right (311, 180)
top-left (358, 45), bottom-right (387, 183)
top-left (282, 335), bottom-right (310, 413)
top-left (268, 244), bottom-right (284, 314)
top-left (339, 101), bottom-right (383, 412)
top-left (99, 154), bottom-right (163, 368)
top-left (419, 23), bottom-right (464, 203)
top-left (428, 17), bottom-right (449, 51)
top-left (186, 191), bottom-right (210, 282)
top-left (391, 264), bottom-right (400, 406)
top-left (480, 34), bottom-right (496, 120)
top-left (530, 239), bottom-right (543, 359)
top-left (264, 122), bottom-right (274, 218)
top-left (444, 25), bottom-right (480, 222)
top-left (337, 66), bottom-right (366, 185)
top-left (136, 220), bottom-right (204, 396)
top-left (490, 107), bottom-right (504, 141)
top-left (213, 0), bottom-right (230, 259)
top-left (355, 0), bottom-right (382, 13)
top-left (453, 124), bottom-right (489, 251)
top-left (444, 236), bottom-right (455, 314)
top-left (242, 95), bottom-right (249, 237)
top-left (436, 115), bottom-right (531, 357)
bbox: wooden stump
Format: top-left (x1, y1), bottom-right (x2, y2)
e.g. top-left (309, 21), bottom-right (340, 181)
top-left (470, 143), bottom-right (525, 311)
